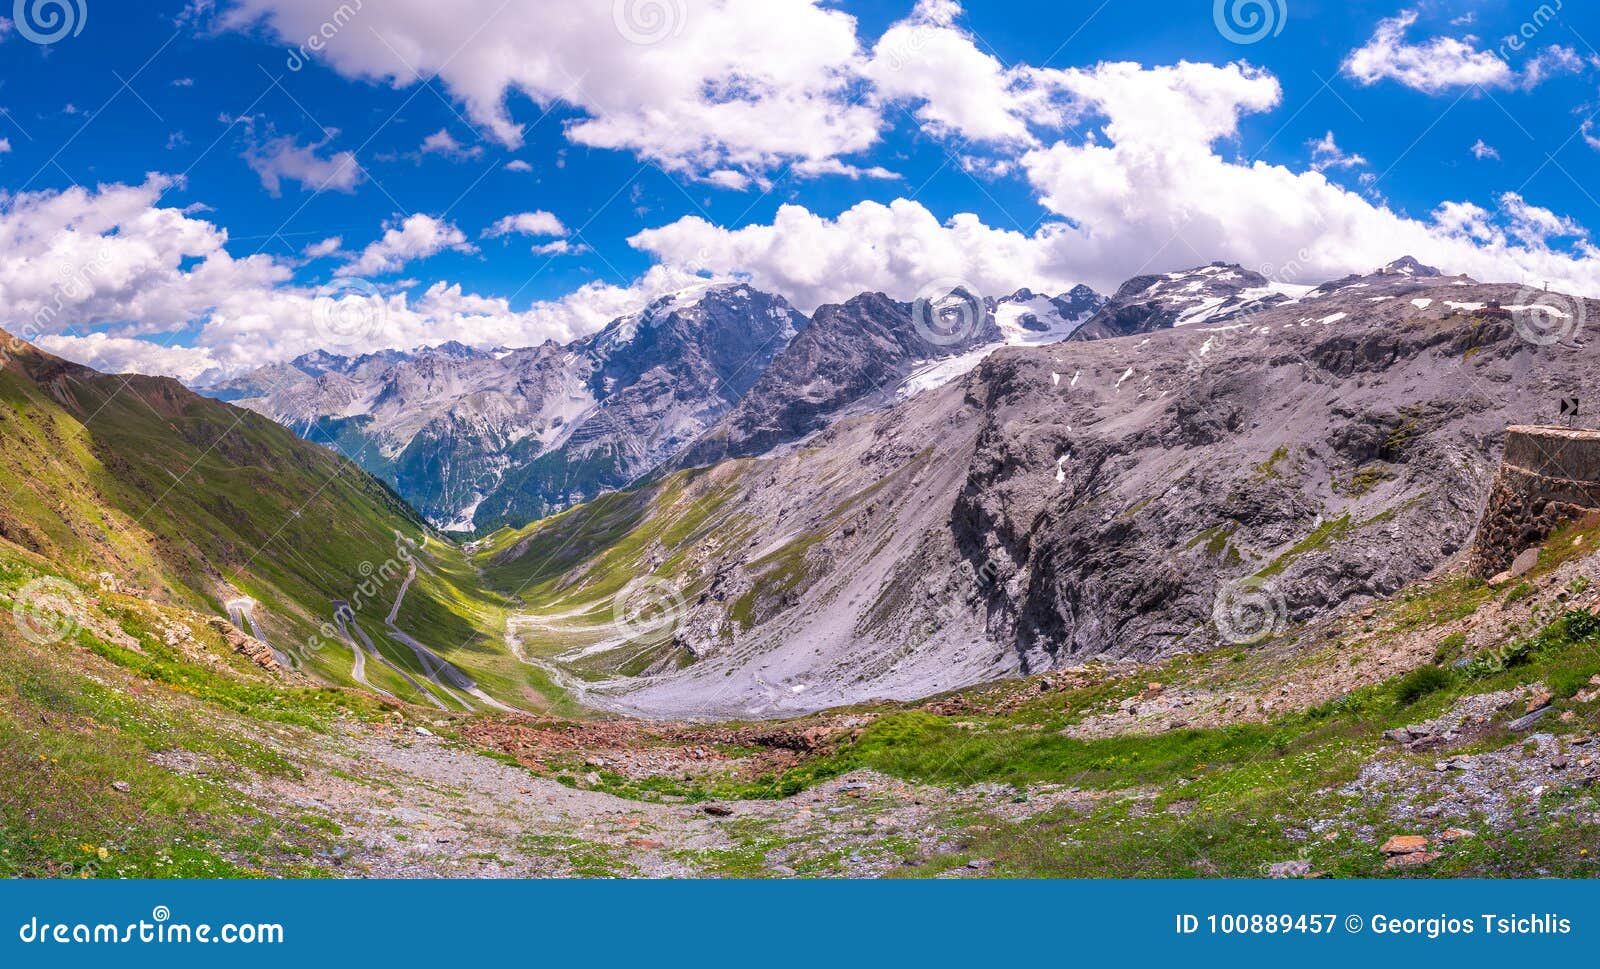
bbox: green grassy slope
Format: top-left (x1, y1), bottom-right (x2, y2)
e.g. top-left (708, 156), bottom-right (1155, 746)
top-left (0, 330), bottom-right (535, 711)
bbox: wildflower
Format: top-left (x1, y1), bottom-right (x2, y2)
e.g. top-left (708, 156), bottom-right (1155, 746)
top-left (96, 847), bottom-right (109, 861)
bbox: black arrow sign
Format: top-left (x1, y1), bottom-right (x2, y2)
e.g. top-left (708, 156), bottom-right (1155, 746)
top-left (1560, 397), bottom-right (1580, 423)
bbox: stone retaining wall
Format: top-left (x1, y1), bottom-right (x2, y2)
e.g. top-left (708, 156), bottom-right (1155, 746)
top-left (1470, 426), bottom-right (1600, 578)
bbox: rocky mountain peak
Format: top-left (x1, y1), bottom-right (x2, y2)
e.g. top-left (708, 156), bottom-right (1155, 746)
top-left (1382, 256), bottom-right (1442, 278)
top-left (1071, 262), bottom-right (1290, 341)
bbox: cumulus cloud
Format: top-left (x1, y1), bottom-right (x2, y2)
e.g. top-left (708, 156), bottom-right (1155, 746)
top-left (1017, 60), bottom-right (1600, 292)
top-left (0, 175), bottom-right (290, 338)
top-left (1308, 131), bottom-right (1367, 172)
top-left (862, 0), bottom-right (1072, 146)
top-left (243, 134), bottom-right (364, 195)
top-left (634, 59), bottom-right (1600, 300)
top-left (1471, 138), bottom-right (1500, 160)
top-left (418, 128), bottom-right (483, 161)
top-left (504, 159), bottom-right (533, 173)
top-left (336, 214), bottom-right (475, 277)
top-left (630, 198), bottom-right (1083, 311)
top-left (531, 239), bottom-right (588, 257)
top-left (1520, 45), bottom-right (1586, 88)
top-left (0, 137), bottom-right (10, 154)
top-left (3, 176), bottom-right (715, 378)
top-left (1342, 10), bottom-right (1583, 94)
top-left (221, 0), bottom-right (882, 182)
top-left (484, 211), bottom-right (567, 239)
top-left (303, 235), bottom-right (343, 259)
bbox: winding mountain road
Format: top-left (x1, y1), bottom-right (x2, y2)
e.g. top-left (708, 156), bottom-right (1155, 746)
top-left (383, 538), bottom-right (517, 713)
top-left (224, 596), bottom-right (292, 668)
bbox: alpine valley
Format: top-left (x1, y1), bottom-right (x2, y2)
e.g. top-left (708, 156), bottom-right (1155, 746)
top-left (6, 258), bottom-right (1600, 879)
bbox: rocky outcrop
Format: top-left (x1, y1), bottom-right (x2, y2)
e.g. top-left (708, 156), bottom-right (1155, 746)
top-left (1469, 426), bottom-right (1600, 577)
top-left (205, 616), bottom-right (280, 670)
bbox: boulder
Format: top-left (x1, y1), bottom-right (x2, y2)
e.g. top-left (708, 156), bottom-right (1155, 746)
top-left (1380, 835), bottom-right (1430, 855)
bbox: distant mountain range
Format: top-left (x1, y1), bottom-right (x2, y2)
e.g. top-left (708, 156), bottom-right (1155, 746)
top-left (197, 280), bottom-right (1109, 532)
top-left (192, 258), bottom-right (1493, 537)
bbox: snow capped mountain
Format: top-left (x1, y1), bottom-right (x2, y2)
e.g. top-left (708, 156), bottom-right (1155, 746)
top-left (992, 285), bottom-right (1106, 344)
top-left (893, 285), bottom-right (1109, 399)
top-left (1071, 262), bottom-right (1313, 340)
top-left (677, 283), bottom-right (1104, 468)
top-left (204, 283), bottom-right (805, 531)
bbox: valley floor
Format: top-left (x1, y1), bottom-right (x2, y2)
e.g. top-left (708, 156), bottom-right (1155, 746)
top-left (5, 516), bottom-right (1600, 879)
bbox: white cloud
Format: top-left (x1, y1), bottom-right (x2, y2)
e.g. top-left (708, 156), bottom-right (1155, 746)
top-left (35, 332), bottom-right (225, 384)
top-left (2, 175), bottom-right (714, 378)
top-left (1342, 10), bottom-right (1585, 94)
top-left (531, 239), bottom-right (588, 256)
top-left (1586, 120), bottom-right (1600, 152)
top-left (504, 159), bottom-right (533, 173)
top-left (1342, 10), bottom-right (1514, 93)
top-left (1471, 138), bottom-right (1500, 160)
top-left (635, 59), bottom-right (1600, 301)
top-left (1520, 45), bottom-right (1585, 88)
top-left (0, 175), bottom-right (290, 339)
top-left (484, 211), bottom-right (566, 239)
top-left (862, 0), bottom-right (1071, 146)
top-left (1308, 131), bottom-right (1367, 172)
top-left (243, 135), bottom-right (364, 195)
top-left (630, 198), bottom-right (1083, 311)
top-left (336, 214), bottom-right (474, 277)
top-left (1499, 192), bottom-right (1585, 247)
top-left (221, 0), bottom-right (882, 182)
top-left (0, 137), bottom-right (10, 154)
top-left (1019, 60), bottom-right (1600, 293)
top-left (303, 235), bottom-right (343, 259)
top-left (418, 127), bottom-right (483, 161)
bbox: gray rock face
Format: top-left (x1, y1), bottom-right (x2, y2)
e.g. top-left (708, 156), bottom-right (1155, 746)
top-left (678, 292), bottom-right (972, 466)
top-left (473, 284), bottom-right (805, 529)
top-left (509, 266), bottom-right (1597, 718)
top-left (677, 285), bottom-right (1104, 468)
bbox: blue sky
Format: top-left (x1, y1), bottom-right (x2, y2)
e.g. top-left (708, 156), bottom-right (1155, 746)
top-left (1, 0), bottom-right (1598, 380)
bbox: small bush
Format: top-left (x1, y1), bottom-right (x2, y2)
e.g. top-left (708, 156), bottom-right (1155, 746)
top-left (1394, 665), bottom-right (1453, 706)
top-left (1503, 582), bottom-right (1536, 604)
top-left (1432, 631), bottom-right (1469, 664)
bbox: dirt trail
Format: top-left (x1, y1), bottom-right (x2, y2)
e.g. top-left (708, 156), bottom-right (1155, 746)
top-left (233, 719), bottom-right (1108, 878)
